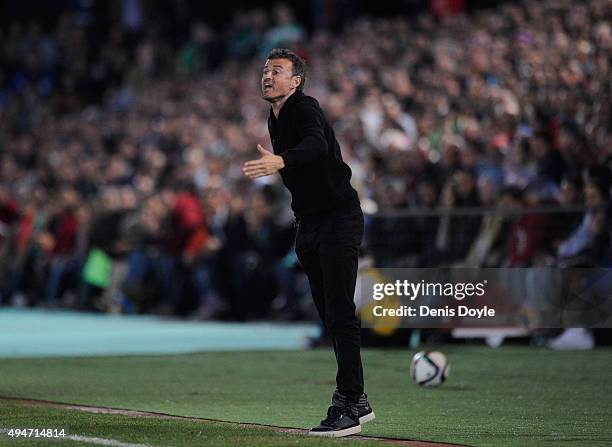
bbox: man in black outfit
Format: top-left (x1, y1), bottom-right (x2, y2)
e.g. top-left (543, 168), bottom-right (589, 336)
top-left (243, 48), bottom-right (374, 437)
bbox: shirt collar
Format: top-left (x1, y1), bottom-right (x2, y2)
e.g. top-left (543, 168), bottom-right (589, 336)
top-left (269, 90), bottom-right (303, 120)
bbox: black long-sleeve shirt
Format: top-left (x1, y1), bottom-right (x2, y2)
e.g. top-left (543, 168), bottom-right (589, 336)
top-left (267, 90), bottom-right (359, 220)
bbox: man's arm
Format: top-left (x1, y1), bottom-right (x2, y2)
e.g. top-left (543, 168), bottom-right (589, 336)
top-left (280, 102), bottom-right (328, 168)
top-left (243, 101), bottom-right (328, 179)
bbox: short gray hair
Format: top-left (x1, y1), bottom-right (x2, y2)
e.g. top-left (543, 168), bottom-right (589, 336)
top-left (266, 48), bottom-right (307, 91)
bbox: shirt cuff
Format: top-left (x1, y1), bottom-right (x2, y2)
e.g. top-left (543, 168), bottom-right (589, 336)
top-left (280, 152), bottom-right (294, 169)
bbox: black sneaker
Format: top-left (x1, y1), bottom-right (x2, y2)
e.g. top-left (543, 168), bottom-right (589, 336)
top-left (332, 389), bottom-right (375, 424)
top-left (308, 404), bottom-right (361, 437)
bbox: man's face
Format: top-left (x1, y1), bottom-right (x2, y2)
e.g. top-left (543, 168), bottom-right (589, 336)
top-left (585, 183), bottom-right (604, 208)
top-left (262, 58), bottom-right (298, 103)
top-left (559, 179), bottom-right (578, 205)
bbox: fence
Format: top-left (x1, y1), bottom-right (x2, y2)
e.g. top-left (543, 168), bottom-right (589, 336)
top-left (363, 205), bottom-right (609, 268)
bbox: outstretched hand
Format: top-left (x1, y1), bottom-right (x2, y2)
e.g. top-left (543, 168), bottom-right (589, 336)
top-left (243, 144), bottom-right (285, 179)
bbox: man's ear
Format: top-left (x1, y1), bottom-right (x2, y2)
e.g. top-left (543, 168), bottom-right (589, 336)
top-left (292, 75), bottom-right (301, 90)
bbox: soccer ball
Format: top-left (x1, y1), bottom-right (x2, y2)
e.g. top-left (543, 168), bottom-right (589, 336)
top-left (410, 351), bottom-right (450, 387)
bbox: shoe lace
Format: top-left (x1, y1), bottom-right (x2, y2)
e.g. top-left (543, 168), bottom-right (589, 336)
top-left (320, 405), bottom-right (344, 426)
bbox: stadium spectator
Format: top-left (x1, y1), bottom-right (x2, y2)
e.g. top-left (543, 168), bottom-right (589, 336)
top-left (0, 0), bottom-right (610, 317)
top-left (557, 167), bottom-right (611, 267)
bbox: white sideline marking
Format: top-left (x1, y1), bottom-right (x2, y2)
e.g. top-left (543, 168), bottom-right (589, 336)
top-left (0, 429), bottom-right (155, 447)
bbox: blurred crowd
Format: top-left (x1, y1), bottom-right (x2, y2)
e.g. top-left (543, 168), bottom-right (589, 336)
top-left (0, 0), bottom-right (610, 318)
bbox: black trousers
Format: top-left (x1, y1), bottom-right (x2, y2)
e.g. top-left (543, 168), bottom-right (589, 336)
top-left (295, 207), bottom-right (364, 403)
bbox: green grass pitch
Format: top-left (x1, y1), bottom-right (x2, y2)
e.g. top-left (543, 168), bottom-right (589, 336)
top-left (1, 346), bottom-right (611, 446)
